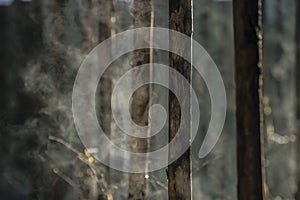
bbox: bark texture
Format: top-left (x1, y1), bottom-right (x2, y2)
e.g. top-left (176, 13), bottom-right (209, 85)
top-left (233, 0), bottom-right (266, 199)
top-left (128, 0), bottom-right (152, 200)
top-left (168, 0), bottom-right (192, 199)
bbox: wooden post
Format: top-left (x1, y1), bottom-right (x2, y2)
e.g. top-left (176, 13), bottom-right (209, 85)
top-left (128, 0), bottom-right (152, 199)
top-left (233, 0), bottom-right (266, 199)
top-left (168, 0), bottom-right (192, 199)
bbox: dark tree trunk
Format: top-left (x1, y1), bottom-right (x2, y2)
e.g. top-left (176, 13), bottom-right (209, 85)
top-left (295, 0), bottom-right (300, 199)
top-left (233, 0), bottom-right (266, 199)
top-left (128, 0), bottom-right (152, 199)
top-left (168, 0), bottom-right (192, 199)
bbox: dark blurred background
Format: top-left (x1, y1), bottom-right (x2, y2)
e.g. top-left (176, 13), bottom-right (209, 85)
top-left (0, 0), bottom-right (297, 199)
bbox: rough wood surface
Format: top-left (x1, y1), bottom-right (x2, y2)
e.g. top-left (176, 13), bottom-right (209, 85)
top-left (168, 0), bottom-right (192, 199)
top-left (233, 0), bottom-right (265, 199)
top-left (128, 0), bottom-right (152, 199)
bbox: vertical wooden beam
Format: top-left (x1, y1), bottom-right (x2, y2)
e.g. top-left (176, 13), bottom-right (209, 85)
top-left (168, 0), bottom-right (192, 199)
top-left (295, 0), bottom-right (300, 199)
top-left (233, 0), bottom-right (266, 199)
top-left (128, 0), bottom-right (152, 199)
